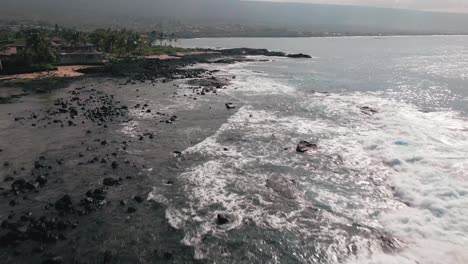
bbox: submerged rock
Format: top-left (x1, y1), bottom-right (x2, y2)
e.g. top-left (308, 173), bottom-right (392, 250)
top-left (225, 103), bottom-right (236, 109)
top-left (296, 141), bottom-right (318, 153)
top-left (360, 106), bottom-right (378, 115)
top-left (216, 214), bottom-right (230, 225)
top-left (266, 177), bottom-right (297, 200)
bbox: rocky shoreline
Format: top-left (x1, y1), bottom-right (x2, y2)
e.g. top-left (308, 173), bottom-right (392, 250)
top-left (0, 48), bottom-right (310, 263)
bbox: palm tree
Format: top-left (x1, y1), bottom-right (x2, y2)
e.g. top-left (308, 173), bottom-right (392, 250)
top-left (25, 29), bottom-right (56, 63)
top-left (70, 31), bottom-right (87, 47)
top-left (0, 37), bottom-right (10, 70)
top-left (157, 32), bottom-right (165, 46)
top-left (170, 33), bottom-right (178, 47)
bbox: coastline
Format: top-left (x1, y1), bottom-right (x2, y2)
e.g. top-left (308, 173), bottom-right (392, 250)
top-left (0, 48), bottom-right (305, 263)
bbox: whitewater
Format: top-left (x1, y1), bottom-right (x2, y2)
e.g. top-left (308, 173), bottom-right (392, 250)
top-left (149, 36), bottom-right (468, 263)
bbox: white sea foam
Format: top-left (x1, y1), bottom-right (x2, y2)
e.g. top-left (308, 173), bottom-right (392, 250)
top-left (313, 94), bottom-right (468, 264)
top-left (150, 60), bottom-right (468, 263)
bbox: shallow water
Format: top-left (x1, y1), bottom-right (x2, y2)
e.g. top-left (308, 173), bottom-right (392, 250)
top-left (151, 36), bottom-right (468, 263)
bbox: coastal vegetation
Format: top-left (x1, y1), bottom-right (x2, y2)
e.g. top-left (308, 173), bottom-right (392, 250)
top-left (0, 26), bottom-right (193, 75)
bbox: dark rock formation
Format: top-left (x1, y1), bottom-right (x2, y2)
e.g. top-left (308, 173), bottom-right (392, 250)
top-left (296, 141), bottom-right (318, 153)
top-left (287, 53), bottom-right (312, 58)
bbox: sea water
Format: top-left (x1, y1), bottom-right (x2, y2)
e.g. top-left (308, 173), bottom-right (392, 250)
top-left (150, 36), bottom-right (468, 263)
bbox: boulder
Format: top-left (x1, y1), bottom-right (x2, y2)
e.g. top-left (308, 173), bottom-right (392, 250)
top-left (55, 195), bottom-right (73, 212)
top-left (360, 106), bottom-right (378, 115)
top-left (216, 214), bottom-right (230, 225)
top-left (225, 103), bottom-right (236, 109)
top-left (296, 141), bottom-right (318, 153)
top-left (102, 178), bottom-right (120, 186)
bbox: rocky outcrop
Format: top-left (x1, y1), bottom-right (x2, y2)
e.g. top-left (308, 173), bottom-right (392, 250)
top-left (296, 140), bottom-right (318, 153)
top-left (287, 53), bottom-right (312, 58)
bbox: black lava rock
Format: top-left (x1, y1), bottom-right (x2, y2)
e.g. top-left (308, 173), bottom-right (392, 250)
top-left (102, 178), bottom-right (120, 186)
top-left (296, 141), bottom-right (318, 153)
top-left (35, 175), bottom-right (47, 185)
top-left (133, 196), bottom-right (144, 203)
top-left (286, 53), bottom-right (312, 59)
top-left (225, 103), bottom-right (236, 109)
top-left (42, 256), bottom-right (63, 264)
top-left (216, 214), bottom-right (230, 225)
top-left (111, 161), bottom-right (119, 169)
top-left (55, 195), bottom-right (73, 212)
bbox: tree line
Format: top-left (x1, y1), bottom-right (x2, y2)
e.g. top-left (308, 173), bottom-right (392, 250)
top-left (0, 25), bottom-right (180, 68)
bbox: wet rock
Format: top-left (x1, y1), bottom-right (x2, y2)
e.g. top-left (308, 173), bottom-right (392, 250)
top-left (0, 231), bottom-right (20, 246)
top-left (69, 107), bottom-right (78, 118)
top-left (102, 178), bottom-right (120, 186)
top-left (11, 179), bottom-right (37, 193)
top-left (4, 176), bottom-right (14, 182)
top-left (225, 103), bottom-right (236, 109)
top-left (35, 175), bottom-right (47, 185)
top-left (380, 234), bottom-right (401, 253)
top-left (287, 53), bottom-right (312, 59)
top-left (42, 256), bottom-right (63, 264)
top-left (163, 252), bottom-right (173, 260)
top-left (55, 195), bottom-right (73, 212)
top-left (360, 106), bottom-right (378, 115)
top-left (80, 188), bottom-right (107, 212)
top-left (266, 177), bottom-right (297, 200)
top-left (296, 141), bottom-right (318, 153)
top-left (216, 214), bottom-right (230, 225)
top-left (103, 250), bottom-right (114, 263)
top-left (133, 196), bottom-right (144, 203)
top-left (111, 161), bottom-right (119, 169)
top-left (85, 188), bottom-right (107, 201)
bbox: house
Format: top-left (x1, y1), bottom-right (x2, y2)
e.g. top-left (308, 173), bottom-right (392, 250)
top-left (8, 39), bottom-right (27, 52)
top-left (0, 47), bottom-right (17, 71)
top-left (55, 43), bottom-right (103, 65)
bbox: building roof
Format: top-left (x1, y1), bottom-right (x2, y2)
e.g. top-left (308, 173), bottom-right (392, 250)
top-left (9, 39), bottom-right (26, 47)
top-left (0, 47), bottom-right (17, 56)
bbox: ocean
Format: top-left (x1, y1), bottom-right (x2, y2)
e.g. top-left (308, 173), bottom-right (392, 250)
top-left (150, 36), bottom-right (468, 263)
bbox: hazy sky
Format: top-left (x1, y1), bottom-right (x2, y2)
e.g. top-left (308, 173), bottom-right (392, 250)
top-left (254, 0), bottom-right (468, 12)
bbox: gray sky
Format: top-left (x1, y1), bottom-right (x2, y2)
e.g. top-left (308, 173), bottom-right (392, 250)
top-left (254, 0), bottom-right (468, 13)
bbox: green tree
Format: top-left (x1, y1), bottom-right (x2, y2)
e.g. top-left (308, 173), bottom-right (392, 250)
top-left (157, 32), bottom-right (165, 46)
top-left (24, 29), bottom-right (56, 63)
top-left (0, 36), bottom-right (10, 51)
